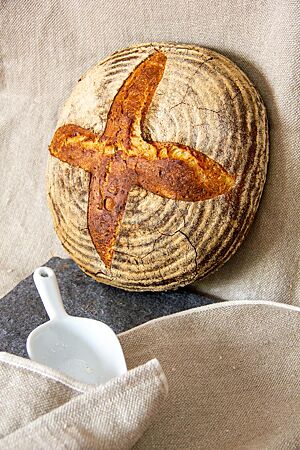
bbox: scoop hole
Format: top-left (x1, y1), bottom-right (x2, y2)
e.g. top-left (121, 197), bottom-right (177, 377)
top-left (39, 269), bottom-right (50, 277)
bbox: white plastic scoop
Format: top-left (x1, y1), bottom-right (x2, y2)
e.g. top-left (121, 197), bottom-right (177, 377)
top-left (26, 266), bottom-right (127, 384)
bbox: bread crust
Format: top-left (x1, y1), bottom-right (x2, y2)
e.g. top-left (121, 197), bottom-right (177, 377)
top-left (47, 42), bottom-right (269, 291)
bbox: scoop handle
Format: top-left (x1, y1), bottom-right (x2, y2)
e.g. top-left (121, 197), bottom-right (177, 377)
top-left (33, 267), bottom-right (68, 320)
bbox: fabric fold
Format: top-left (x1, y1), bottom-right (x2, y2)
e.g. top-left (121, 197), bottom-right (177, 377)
top-left (0, 354), bottom-right (168, 450)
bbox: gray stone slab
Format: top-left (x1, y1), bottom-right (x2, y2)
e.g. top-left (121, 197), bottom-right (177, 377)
top-left (0, 257), bottom-right (213, 357)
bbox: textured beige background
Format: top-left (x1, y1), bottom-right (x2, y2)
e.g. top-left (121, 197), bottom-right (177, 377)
top-left (0, 0), bottom-right (299, 303)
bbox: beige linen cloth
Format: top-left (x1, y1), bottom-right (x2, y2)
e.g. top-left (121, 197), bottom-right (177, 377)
top-left (0, 301), bottom-right (300, 449)
top-left (0, 0), bottom-right (299, 304)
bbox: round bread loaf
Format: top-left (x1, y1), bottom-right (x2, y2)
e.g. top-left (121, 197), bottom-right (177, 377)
top-left (47, 42), bottom-right (268, 291)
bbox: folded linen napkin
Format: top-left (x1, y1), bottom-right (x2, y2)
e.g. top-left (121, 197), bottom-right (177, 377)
top-left (0, 354), bottom-right (167, 450)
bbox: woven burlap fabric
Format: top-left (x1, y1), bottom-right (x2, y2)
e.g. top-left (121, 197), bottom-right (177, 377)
top-left (0, 0), bottom-right (299, 304)
top-left (0, 354), bottom-right (168, 449)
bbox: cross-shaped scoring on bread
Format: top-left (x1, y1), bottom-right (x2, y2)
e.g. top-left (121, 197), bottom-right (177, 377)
top-left (49, 51), bottom-right (236, 269)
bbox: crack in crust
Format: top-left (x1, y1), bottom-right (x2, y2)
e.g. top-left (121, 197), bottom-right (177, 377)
top-left (49, 51), bottom-right (236, 269)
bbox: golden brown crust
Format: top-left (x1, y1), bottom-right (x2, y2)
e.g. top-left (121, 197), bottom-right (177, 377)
top-left (49, 51), bottom-right (235, 268)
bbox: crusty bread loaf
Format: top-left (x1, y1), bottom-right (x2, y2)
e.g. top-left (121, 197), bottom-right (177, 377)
top-left (47, 43), bottom-right (268, 291)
